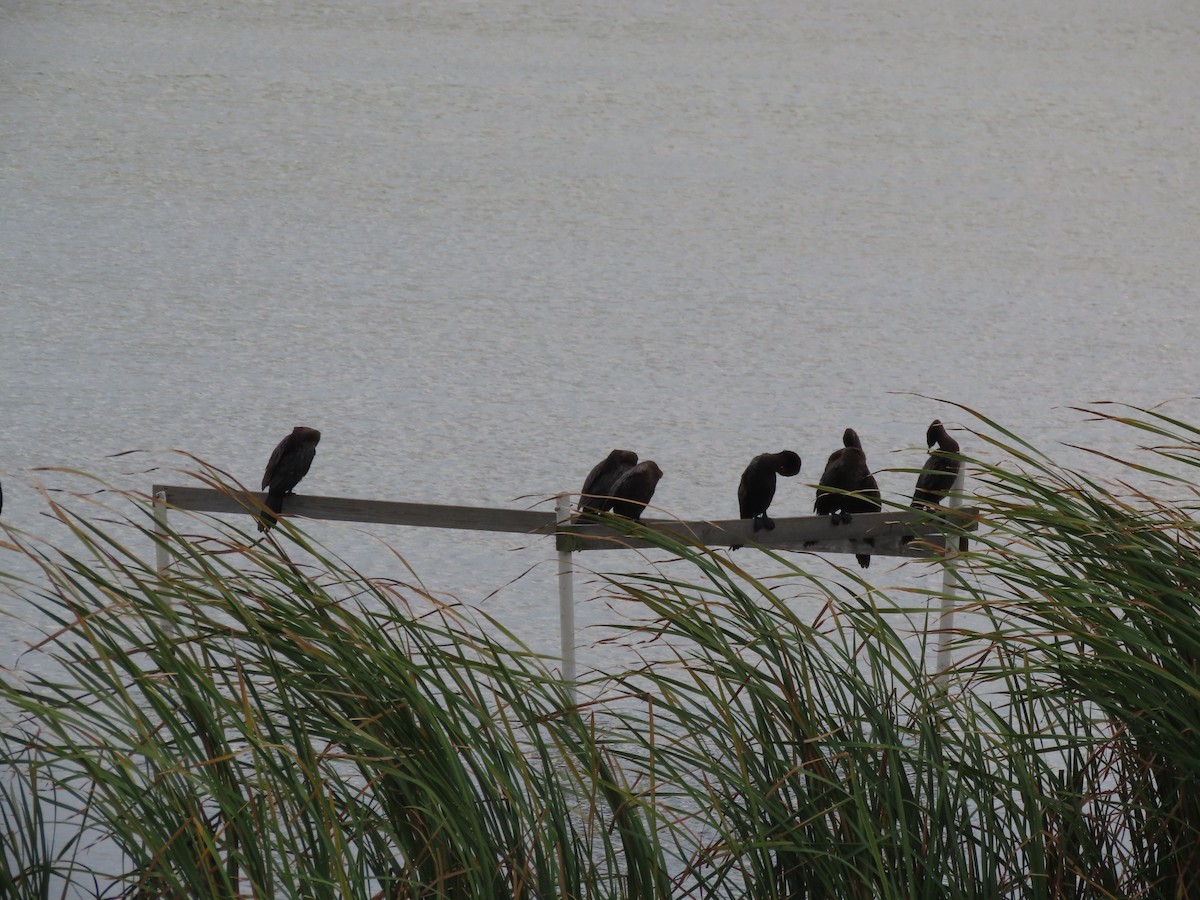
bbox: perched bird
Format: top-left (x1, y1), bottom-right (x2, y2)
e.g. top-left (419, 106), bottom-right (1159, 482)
top-left (814, 428), bottom-right (881, 568)
top-left (912, 420), bottom-right (962, 509)
top-left (579, 449), bottom-right (639, 513)
top-left (609, 461), bottom-right (664, 521)
top-left (738, 450), bottom-right (802, 534)
top-left (258, 426), bottom-right (321, 532)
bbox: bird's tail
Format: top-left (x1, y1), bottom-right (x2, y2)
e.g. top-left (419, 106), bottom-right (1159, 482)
top-left (257, 491), bottom-right (285, 532)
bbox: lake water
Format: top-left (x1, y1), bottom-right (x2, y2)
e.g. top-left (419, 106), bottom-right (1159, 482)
top-left (3, 0), bottom-right (1200, 667)
top-left (3, 0), bottom-right (1199, 890)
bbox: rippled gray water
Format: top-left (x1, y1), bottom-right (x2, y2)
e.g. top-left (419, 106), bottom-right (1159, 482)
top-left (3, 0), bottom-right (1199, 661)
top-left (3, 0), bottom-right (1199, 890)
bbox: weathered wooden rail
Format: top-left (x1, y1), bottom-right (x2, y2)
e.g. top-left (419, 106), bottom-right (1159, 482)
top-left (151, 484), bottom-right (972, 555)
top-left (151, 483), bottom-right (976, 694)
top-left (152, 485), bottom-right (558, 535)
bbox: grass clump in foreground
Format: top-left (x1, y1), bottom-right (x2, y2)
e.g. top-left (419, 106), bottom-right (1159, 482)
top-left (2, 403), bottom-right (1200, 898)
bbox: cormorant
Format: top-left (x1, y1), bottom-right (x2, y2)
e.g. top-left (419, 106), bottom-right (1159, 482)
top-left (911, 420), bottom-right (961, 509)
top-left (609, 461), bottom-right (663, 521)
top-left (738, 450), bottom-right (802, 533)
top-left (259, 426), bottom-right (321, 532)
top-left (579, 449), bottom-right (639, 513)
top-left (814, 428), bottom-right (881, 568)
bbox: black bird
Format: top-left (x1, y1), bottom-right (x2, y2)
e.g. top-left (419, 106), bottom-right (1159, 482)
top-left (738, 450), bottom-right (802, 534)
top-left (259, 426), bottom-right (321, 532)
top-left (579, 449), bottom-right (639, 513)
top-left (609, 461), bottom-right (663, 521)
top-left (912, 420), bottom-right (961, 509)
top-left (814, 428), bottom-right (881, 569)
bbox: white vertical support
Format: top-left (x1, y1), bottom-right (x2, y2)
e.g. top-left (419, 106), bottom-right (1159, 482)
top-left (153, 490), bottom-right (170, 574)
top-left (152, 489), bottom-right (180, 637)
top-left (555, 495), bottom-right (577, 702)
top-left (934, 467), bottom-right (966, 678)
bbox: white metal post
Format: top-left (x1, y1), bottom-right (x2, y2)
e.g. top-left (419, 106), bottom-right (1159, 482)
top-left (152, 489), bottom-right (181, 637)
top-left (153, 490), bottom-right (170, 574)
top-left (555, 495), bottom-right (577, 701)
top-left (934, 467), bottom-right (966, 678)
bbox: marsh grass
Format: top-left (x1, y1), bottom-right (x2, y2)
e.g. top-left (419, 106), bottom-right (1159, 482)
top-left (3, 404), bottom-right (1200, 897)
top-left (0, 481), bottom-right (668, 899)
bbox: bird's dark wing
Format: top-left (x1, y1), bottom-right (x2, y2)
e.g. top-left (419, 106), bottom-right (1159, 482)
top-left (581, 457), bottom-right (634, 511)
top-left (262, 435), bottom-right (291, 490)
top-left (912, 453), bottom-right (960, 506)
top-left (610, 466), bottom-right (659, 520)
top-left (847, 470), bottom-right (882, 514)
top-left (739, 457), bottom-right (775, 519)
top-left (580, 459), bottom-right (609, 497)
top-left (814, 450), bottom-right (847, 514)
top-left (264, 440), bottom-right (317, 495)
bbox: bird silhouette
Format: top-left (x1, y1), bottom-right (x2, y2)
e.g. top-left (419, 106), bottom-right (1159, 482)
top-left (258, 426), bottom-right (321, 532)
top-left (579, 449), bottom-right (638, 513)
top-left (609, 461), bottom-right (663, 521)
top-left (815, 428), bottom-right (881, 568)
top-left (911, 420), bottom-right (961, 509)
top-left (737, 450), bottom-right (801, 540)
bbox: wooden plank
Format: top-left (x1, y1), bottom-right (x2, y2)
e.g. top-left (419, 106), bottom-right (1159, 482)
top-left (558, 508), bottom-right (978, 557)
top-left (152, 485), bottom-right (976, 559)
top-left (152, 485), bottom-right (558, 535)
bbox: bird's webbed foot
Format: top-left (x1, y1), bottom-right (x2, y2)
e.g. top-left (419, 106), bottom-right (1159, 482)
top-left (838, 511), bottom-right (853, 525)
top-left (755, 514), bottom-right (776, 532)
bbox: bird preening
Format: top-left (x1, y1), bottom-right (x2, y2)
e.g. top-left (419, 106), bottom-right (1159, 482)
top-left (732, 450), bottom-right (801, 549)
top-left (258, 426), bottom-right (321, 532)
top-left (815, 428), bottom-right (881, 568)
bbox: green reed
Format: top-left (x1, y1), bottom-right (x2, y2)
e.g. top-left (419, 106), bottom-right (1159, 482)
top-left (0, 480), bottom-right (666, 899)
top-left (2, 404), bottom-right (1200, 897)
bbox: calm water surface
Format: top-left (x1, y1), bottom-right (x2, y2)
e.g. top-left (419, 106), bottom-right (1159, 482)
top-left (3, 0), bottom-right (1199, 662)
top-left (3, 0), bottom-right (1199, 888)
